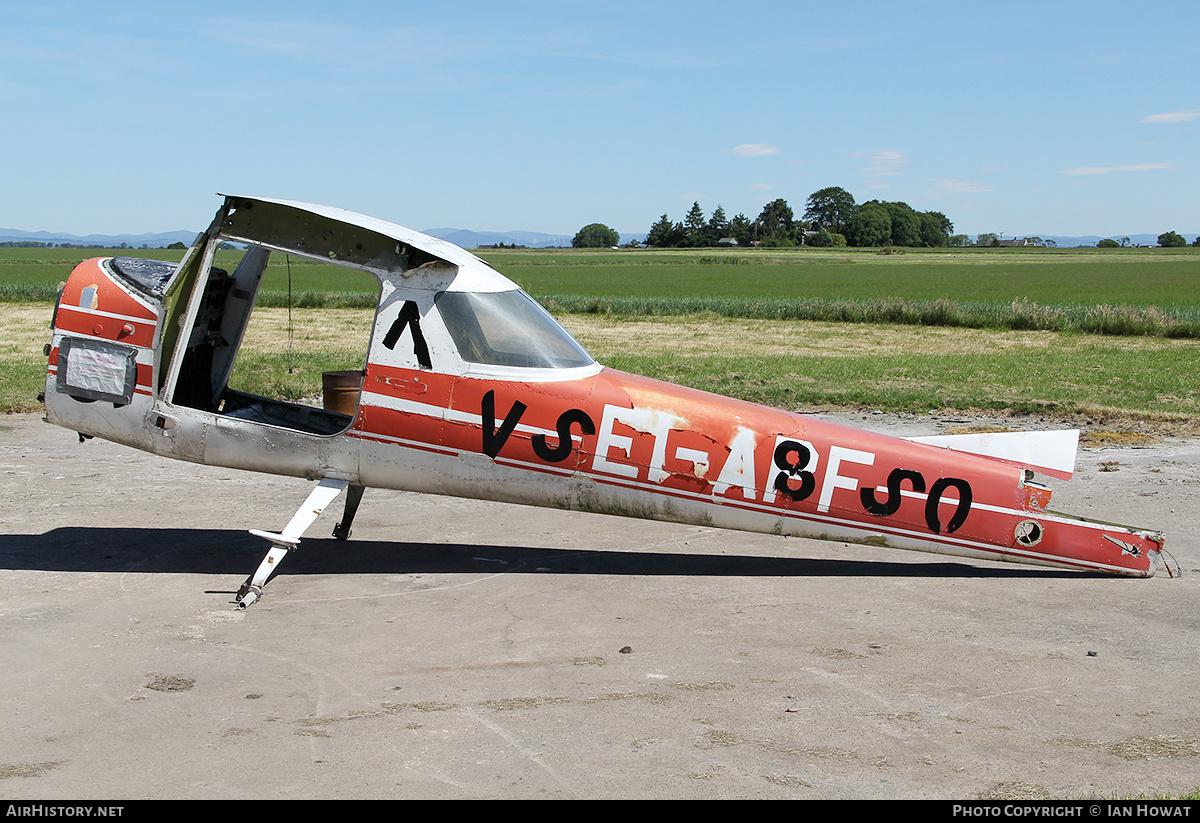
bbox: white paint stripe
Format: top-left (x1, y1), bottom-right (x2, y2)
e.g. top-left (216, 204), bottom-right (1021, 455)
top-left (360, 390), bottom-right (574, 441)
top-left (57, 303), bottom-right (156, 326)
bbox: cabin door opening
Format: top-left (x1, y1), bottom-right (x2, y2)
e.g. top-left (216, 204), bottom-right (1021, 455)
top-left (167, 243), bottom-right (379, 437)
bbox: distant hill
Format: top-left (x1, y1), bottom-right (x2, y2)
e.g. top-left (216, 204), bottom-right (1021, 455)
top-left (0, 228), bottom-right (199, 248)
top-left (1038, 233), bottom-right (1197, 248)
top-left (420, 228), bottom-right (575, 249)
top-left (419, 228), bottom-right (648, 248)
top-left (0, 226), bottom-right (642, 250)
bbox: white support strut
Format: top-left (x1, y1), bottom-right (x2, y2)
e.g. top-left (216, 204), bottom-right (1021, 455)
top-left (237, 477), bottom-right (349, 608)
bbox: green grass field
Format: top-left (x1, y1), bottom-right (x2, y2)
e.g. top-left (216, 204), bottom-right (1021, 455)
top-left (5, 244), bottom-right (1200, 305)
top-left (484, 246), bottom-right (1200, 307)
top-left (8, 245), bottom-right (1200, 335)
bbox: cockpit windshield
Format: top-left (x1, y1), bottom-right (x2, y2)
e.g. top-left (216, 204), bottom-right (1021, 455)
top-left (435, 290), bottom-right (594, 370)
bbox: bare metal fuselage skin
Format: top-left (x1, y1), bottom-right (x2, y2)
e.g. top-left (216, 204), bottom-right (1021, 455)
top-left (43, 196), bottom-right (1166, 586)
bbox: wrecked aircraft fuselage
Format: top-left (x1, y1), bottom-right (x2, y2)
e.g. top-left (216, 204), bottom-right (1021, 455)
top-left (43, 196), bottom-right (1169, 607)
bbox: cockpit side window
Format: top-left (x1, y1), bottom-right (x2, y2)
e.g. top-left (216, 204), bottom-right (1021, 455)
top-left (435, 290), bottom-right (594, 370)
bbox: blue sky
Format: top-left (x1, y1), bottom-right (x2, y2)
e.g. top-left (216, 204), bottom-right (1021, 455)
top-left (2, 0), bottom-right (1197, 239)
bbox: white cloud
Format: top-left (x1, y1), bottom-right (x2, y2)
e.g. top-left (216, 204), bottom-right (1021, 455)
top-left (926, 178), bottom-right (995, 197)
top-left (1061, 163), bottom-right (1171, 175)
top-left (859, 149), bottom-right (910, 179)
top-left (732, 143), bottom-right (780, 157)
top-left (1140, 108), bottom-right (1200, 124)
top-left (749, 182), bottom-right (777, 189)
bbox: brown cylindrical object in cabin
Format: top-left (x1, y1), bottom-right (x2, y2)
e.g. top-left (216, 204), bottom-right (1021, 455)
top-left (322, 370), bottom-right (364, 415)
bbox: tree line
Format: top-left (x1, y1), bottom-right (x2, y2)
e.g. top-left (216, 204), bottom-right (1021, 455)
top-left (1152, 231), bottom-right (1199, 248)
top-left (566, 191), bottom-right (1197, 250)
top-left (0, 240), bottom-right (169, 249)
top-left (639, 187), bottom-right (954, 248)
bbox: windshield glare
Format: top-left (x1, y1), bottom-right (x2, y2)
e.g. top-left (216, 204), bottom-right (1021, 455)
top-left (435, 290), bottom-right (595, 370)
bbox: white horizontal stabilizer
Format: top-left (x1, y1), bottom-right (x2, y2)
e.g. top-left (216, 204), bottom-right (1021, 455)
top-left (906, 429), bottom-right (1079, 480)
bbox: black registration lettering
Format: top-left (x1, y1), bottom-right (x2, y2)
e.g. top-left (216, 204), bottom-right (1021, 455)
top-left (531, 409), bottom-right (595, 463)
top-left (772, 440), bottom-right (816, 502)
top-left (482, 392), bottom-right (594, 464)
top-left (481, 391), bottom-right (527, 458)
top-left (382, 300), bottom-right (431, 369)
top-left (925, 477), bottom-right (972, 534)
top-left (861, 468), bottom-right (926, 516)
